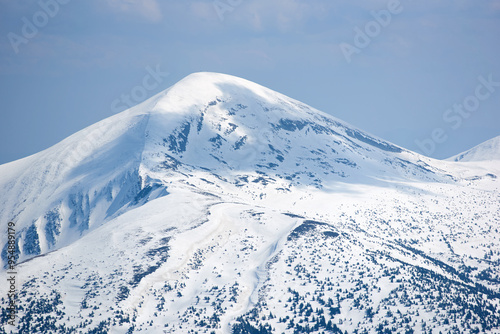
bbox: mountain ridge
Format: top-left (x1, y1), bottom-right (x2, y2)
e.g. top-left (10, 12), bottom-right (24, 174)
top-left (448, 135), bottom-right (500, 162)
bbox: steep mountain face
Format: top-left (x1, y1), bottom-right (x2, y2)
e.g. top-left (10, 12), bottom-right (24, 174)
top-left (448, 136), bottom-right (500, 162)
top-left (0, 73), bottom-right (499, 334)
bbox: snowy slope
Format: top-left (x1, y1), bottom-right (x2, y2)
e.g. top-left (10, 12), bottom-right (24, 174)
top-left (448, 135), bottom-right (500, 162)
top-left (0, 73), bottom-right (499, 334)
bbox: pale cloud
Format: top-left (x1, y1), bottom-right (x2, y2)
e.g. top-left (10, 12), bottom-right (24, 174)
top-left (241, 0), bottom-right (332, 32)
top-left (104, 0), bottom-right (163, 22)
top-left (490, 0), bottom-right (500, 11)
top-left (189, 2), bottom-right (215, 21)
top-left (191, 0), bottom-right (332, 32)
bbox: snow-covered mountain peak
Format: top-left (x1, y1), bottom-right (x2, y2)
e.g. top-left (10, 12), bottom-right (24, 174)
top-left (448, 135), bottom-right (500, 162)
top-left (143, 72), bottom-right (413, 173)
top-left (153, 72), bottom-right (284, 112)
top-left (0, 72), bottom-right (462, 266)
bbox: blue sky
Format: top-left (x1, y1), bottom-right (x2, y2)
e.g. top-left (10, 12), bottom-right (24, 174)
top-left (0, 0), bottom-right (499, 164)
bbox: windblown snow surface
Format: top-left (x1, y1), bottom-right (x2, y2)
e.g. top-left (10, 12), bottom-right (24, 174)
top-left (448, 136), bottom-right (500, 162)
top-left (0, 73), bottom-right (499, 334)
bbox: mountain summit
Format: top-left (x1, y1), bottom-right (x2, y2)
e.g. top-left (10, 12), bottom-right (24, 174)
top-left (1, 73), bottom-right (499, 334)
top-left (448, 135), bottom-right (500, 162)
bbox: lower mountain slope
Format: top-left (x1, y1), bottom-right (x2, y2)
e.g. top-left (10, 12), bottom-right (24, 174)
top-left (1, 173), bottom-right (499, 334)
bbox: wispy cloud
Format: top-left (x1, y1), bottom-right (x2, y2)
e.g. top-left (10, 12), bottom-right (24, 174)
top-left (490, 0), bottom-right (500, 11)
top-left (104, 0), bottom-right (162, 22)
top-left (190, 0), bottom-right (332, 32)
